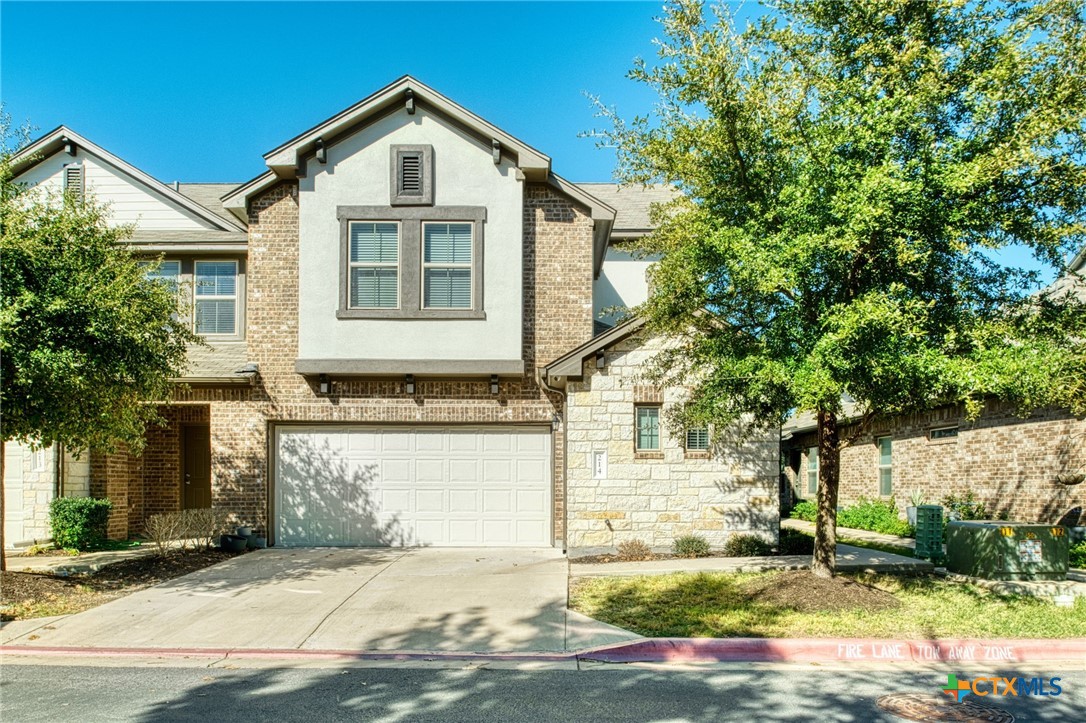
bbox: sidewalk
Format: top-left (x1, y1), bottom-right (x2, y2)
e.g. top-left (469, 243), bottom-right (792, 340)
top-left (570, 542), bottom-right (932, 578)
top-left (5, 545), bottom-right (155, 576)
top-left (781, 518), bottom-right (917, 551)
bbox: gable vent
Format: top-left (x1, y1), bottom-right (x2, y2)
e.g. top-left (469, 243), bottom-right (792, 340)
top-left (399, 153), bottom-right (422, 195)
top-left (64, 165), bottom-right (84, 202)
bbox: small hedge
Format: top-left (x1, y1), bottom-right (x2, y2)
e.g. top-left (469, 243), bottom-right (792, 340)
top-left (722, 533), bottom-right (771, 557)
top-left (672, 534), bottom-right (711, 558)
top-left (49, 496), bottom-right (113, 550)
top-left (789, 497), bottom-right (913, 537)
top-left (1070, 540), bottom-right (1086, 570)
top-left (789, 500), bottom-right (817, 522)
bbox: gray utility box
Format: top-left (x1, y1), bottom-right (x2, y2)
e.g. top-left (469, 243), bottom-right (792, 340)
top-left (946, 521), bottom-right (1069, 581)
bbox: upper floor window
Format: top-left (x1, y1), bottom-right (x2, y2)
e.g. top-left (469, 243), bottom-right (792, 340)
top-left (194, 261), bottom-right (238, 336)
top-left (877, 436), bottom-right (893, 495)
top-left (806, 446), bottom-right (819, 495)
top-left (349, 222), bottom-right (400, 309)
top-left (423, 222), bottom-right (472, 309)
top-left (141, 260), bottom-right (181, 292)
top-left (636, 405), bottom-right (661, 451)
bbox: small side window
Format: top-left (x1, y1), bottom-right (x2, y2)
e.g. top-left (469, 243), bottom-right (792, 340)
top-left (686, 428), bottom-right (709, 452)
top-left (635, 406), bottom-right (661, 451)
top-left (930, 426), bottom-right (959, 441)
top-left (806, 446), bottom-right (819, 494)
top-left (877, 437), bottom-right (893, 496)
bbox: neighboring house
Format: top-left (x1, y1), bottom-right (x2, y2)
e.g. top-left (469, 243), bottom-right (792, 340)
top-left (780, 252), bottom-right (1086, 526)
top-left (4, 76), bottom-right (778, 554)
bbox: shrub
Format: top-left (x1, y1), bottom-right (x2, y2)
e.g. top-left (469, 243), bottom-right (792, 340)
top-left (616, 539), bottom-right (653, 561)
top-left (180, 508), bottom-right (228, 550)
top-left (1070, 540), bottom-right (1086, 570)
top-left (789, 500), bottom-right (817, 522)
top-left (49, 497), bottom-right (112, 550)
top-left (721, 533), bottom-right (770, 557)
top-left (777, 528), bottom-right (814, 555)
top-left (942, 491), bottom-right (988, 521)
top-left (837, 497), bottom-right (915, 537)
top-left (145, 512), bottom-right (184, 557)
top-left (672, 534), bottom-right (711, 558)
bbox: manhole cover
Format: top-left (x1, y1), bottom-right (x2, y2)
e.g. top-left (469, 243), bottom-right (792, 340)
top-left (876, 693), bottom-right (1015, 722)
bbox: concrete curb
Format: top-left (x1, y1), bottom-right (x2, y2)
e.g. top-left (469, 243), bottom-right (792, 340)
top-left (4, 637), bottom-right (1085, 665)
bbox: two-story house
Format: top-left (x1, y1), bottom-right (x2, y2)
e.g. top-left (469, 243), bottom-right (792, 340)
top-left (5, 77), bottom-right (779, 555)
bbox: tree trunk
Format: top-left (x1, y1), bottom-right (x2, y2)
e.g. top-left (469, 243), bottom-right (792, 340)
top-left (811, 409), bottom-right (840, 578)
top-left (1, 441), bottom-right (6, 572)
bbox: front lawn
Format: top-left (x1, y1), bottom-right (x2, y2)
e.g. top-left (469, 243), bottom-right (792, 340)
top-left (570, 570), bottom-right (1086, 639)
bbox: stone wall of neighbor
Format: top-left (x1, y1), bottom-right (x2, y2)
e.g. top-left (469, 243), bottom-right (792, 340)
top-left (565, 334), bottom-right (780, 555)
top-left (783, 403), bottom-right (1086, 525)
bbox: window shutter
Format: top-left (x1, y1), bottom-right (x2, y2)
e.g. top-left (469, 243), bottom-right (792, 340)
top-left (64, 165), bottom-right (84, 201)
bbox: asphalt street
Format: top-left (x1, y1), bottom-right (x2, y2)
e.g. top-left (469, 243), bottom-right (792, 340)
top-left (1, 661), bottom-right (1081, 722)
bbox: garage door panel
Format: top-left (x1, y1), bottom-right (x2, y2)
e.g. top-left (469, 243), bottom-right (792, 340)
top-left (276, 426), bottom-right (551, 547)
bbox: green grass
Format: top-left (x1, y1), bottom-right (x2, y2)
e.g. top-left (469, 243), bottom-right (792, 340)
top-left (570, 571), bottom-right (1086, 639)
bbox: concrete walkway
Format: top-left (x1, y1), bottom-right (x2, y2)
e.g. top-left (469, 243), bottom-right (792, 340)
top-left (1, 548), bottom-right (637, 654)
top-left (6, 545), bottom-right (156, 575)
top-left (781, 518), bottom-right (919, 550)
top-left (570, 543), bottom-right (932, 578)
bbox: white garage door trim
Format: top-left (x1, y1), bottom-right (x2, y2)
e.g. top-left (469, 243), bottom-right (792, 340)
top-left (273, 425), bottom-right (552, 547)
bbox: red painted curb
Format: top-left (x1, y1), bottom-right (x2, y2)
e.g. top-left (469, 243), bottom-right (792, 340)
top-left (3, 638), bottom-right (1084, 664)
top-left (577, 638), bottom-right (1086, 664)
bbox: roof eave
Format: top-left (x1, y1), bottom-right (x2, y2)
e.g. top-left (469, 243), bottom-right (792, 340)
top-left (543, 316), bottom-right (647, 383)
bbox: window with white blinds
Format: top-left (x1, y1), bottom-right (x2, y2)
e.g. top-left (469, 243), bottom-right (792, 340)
top-left (423, 222), bottom-right (472, 309)
top-left (349, 222), bottom-right (400, 309)
top-left (194, 261), bottom-right (238, 335)
top-left (141, 260), bottom-right (181, 292)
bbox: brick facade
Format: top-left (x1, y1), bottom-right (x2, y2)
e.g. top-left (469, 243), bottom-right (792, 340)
top-left (565, 333), bottom-right (780, 554)
top-left (782, 402), bottom-right (1086, 525)
top-left (95, 181), bottom-right (597, 545)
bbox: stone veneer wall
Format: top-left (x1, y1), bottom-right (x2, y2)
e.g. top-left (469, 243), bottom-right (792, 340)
top-left (565, 334), bottom-right (780, 554)
top-left (783, 403), bottom-right (1086, 524)
top-left (2, 442), bottom-right (55, 546)
top-left (94, 181), bottom-right (596, 542)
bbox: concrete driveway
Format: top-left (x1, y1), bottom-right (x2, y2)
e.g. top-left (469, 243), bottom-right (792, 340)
top-left (1, 548), bottom-right (634, 654)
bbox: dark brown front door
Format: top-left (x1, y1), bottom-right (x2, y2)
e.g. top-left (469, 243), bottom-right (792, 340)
top-left (182, 424), bottom-right (212, 509)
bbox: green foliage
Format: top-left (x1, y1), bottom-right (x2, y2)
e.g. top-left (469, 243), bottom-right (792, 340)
top-left (593, 0), bottom-right (1086, 571)
top-left (672, 534), bottom-right (712, 558)
top-left (722, 533), bottom-right (771, 557)
top-left (941, 491), bottom-right (989, 521)
top-left (837, 498), bottom-right (915, 537)
top-left (777, 528), bottom-right (815, 555)
top-left (0, 114), bottom-right (197, 454)
top-left (1070, 540), bottom-right (1086, 569)
top-left (789, 501), bottom-right (818, 522)
top-left (48, 497), bottom-right (112, 551)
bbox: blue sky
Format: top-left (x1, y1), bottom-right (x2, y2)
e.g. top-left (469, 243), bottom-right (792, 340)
top-left (2, 1), bottom-right (675, 183)
top-left (0, 1), bottom-right (1060, 280)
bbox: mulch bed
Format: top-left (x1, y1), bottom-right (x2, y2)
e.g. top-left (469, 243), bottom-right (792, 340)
top-left (744, 570), bottom-right (900, 613)
top-left (1, 549), bottom-right (238, 621)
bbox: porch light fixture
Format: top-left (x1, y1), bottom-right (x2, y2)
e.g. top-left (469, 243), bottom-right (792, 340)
top-left (552, 412), bottom-right (562, 431)
top-left (490, 374), bottom-right (499, 395)
top-left (595, 351), bottom-right (606, 369)
top-left (318, 374), bottom-right (331, 394)
top-left (405, 374), bottom-right (415, 395)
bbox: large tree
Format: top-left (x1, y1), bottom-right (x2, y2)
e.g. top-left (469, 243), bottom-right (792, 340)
top-left (596, 0), bottom-right (1086, 575)
top-left (0, 118), bottom-right (196, 568)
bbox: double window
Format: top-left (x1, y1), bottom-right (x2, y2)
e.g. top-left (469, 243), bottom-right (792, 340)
top-left (140, 259), bottom-right (241, 337)
top-left (339, 206), bottom-right (484, 318)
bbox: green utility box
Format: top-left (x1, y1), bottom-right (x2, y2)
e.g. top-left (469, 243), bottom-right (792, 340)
top-left (914, 505), bottom-right (944, 562)
top-left (946, 521), bottom-right (1069, 581)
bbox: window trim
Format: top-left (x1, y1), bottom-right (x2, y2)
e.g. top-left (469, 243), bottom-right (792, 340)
top-left (193, 259), bottom-right (240, 338)
top-left (337, 205), bottom-right (485, 319)
top-left (347, 220), bottom-right (401, 311)
top-left (635, 405), bottom-right (662, 452)
top-left (390, 144), bottom-right (433, 206)
top-left (876, 436), bottom-right (893, 496)
top-left (421, 221), bottom-right (474, 310)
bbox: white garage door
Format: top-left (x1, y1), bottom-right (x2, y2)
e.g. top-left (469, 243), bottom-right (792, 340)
top-left (274, 426), bottom-right (551, 547)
